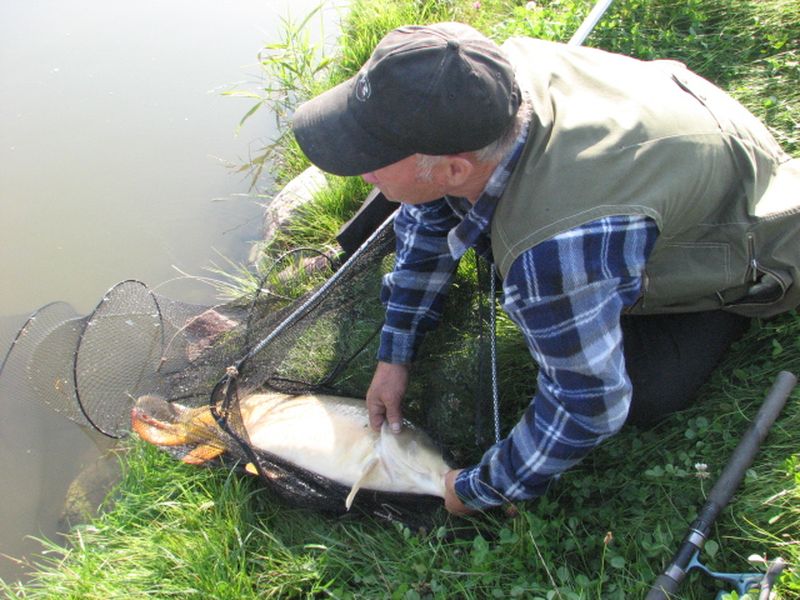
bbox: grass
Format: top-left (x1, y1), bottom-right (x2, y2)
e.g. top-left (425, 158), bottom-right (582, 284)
top-left (3, 0), bottom-right (800, 598)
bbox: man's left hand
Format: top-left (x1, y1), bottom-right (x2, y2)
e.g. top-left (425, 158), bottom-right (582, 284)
top-left (444, 469), bottom-right (477, 516)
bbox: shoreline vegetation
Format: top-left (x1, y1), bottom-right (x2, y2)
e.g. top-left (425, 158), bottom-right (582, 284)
top-left (3, 0), bottom-right (799, 598)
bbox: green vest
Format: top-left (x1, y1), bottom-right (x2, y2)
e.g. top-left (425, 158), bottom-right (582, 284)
top-left (491, 39), bottom-right (800, 317)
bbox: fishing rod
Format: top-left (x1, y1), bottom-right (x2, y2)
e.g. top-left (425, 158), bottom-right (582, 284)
top-left (569, 0), bottom-right (615, 46)
top-left (645, 370), bottom-right (796, 599)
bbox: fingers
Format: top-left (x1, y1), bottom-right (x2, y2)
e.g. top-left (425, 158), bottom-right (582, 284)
top-left (384, 400), bottom-right (403, 433)
top-left (366, 390), bottom-right (402, 432)
top-left (367, 394), bottom-right (387, 431)
top-left (366, 361), bottom-right (409, 433)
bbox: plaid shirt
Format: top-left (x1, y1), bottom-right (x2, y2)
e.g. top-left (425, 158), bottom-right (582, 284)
top-left (378, 128), bottom-right (659, 509)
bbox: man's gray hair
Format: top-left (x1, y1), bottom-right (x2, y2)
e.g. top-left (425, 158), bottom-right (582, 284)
top-left (415, 94), bottom-right (532, 182)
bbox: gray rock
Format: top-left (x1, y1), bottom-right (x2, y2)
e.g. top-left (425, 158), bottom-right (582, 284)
top-left (60, 449), bottom-right (123, 529)
top-left (249, 166), bottom-right (328, 264)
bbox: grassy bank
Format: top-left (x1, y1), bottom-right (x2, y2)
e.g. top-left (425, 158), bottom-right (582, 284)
top-left (4, 0), bottom-right (800, 598)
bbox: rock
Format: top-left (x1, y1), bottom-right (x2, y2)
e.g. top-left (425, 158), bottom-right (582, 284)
top-left (249, 166), bottom-right (328, 264)
top-left (183, 309), bottom-right (240, 362)
top-left (60, 449), bottom-right (123, 529)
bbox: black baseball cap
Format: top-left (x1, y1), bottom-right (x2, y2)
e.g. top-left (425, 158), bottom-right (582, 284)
top-left (292, 22), bottom-right (521, 176)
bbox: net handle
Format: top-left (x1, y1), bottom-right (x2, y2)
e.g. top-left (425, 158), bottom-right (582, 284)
top-left (233, 210), bottom-right (396, 375)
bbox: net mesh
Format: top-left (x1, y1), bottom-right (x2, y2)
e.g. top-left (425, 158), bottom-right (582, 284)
top-left (0, 214), bottom-right (501, 522)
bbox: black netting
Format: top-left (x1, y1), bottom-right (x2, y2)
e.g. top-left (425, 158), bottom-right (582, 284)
top-left (0, 213), bottom-right (502, 521)
top-left (73, 281), bottom-right (165, 437)
top-left (1, 302), bottom-right (87, 426)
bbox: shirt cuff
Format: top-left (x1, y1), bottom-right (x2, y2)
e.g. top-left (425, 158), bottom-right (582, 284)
top-left (377, 327), bottom-right (422, 364)
top-left (454, 465), bottom-right (507, 510)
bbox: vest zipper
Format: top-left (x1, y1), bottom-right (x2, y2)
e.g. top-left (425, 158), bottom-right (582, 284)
top-left (747, 233), bottom-right (758, 283)
top-left (743, 231), bottom-right (789, 304)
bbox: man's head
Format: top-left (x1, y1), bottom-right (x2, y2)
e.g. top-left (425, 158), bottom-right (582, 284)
top-left (292, 22), bottom-right (521, 178)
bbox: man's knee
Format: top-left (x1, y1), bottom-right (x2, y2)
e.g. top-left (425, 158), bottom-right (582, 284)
top-left (622, 311), bottom-right (750, 427)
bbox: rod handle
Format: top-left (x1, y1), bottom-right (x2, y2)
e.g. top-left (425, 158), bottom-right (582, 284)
top-left (645, 371), bottom-right (796, 599)
top-left (645, 574), bottom-right (681, 599)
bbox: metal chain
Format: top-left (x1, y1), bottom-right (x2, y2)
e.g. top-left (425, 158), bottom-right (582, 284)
top-left (489, 262), bottom-right (501, 444)
top-left (484, 0), bottom-right (615, 445)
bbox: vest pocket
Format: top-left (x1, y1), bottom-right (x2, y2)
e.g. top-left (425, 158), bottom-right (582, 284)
top-left (641, 241), bottom-right (734, 311)
top-left (728, 271), bottom-right (787, 305)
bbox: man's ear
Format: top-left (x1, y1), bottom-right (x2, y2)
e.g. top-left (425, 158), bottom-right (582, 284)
top-left (444, 156), bottom-right (474, 187)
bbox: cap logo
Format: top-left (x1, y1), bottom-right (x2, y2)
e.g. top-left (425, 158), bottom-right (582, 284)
top-left (355, 72), bottom-right (372, 102)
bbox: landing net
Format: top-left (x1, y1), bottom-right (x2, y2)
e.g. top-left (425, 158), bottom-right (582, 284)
top-left (0, 211), bottom-right (500, 521)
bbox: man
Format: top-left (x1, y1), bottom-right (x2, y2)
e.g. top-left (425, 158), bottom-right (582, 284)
top-left (292, 23), bottom-right (800, 515)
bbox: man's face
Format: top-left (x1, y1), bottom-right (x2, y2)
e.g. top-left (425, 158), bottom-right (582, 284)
top-left (361, 155), bottom-right (446, 204)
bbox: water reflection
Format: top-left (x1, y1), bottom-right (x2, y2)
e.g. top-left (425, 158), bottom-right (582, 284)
top-left (0, 0), bottom-right (335, 582)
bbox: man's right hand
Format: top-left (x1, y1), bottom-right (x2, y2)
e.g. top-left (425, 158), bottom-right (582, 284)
top-left (366, 361), bottom-right (409, 433)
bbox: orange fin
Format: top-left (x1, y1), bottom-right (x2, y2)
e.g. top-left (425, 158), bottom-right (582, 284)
top-left (181, 443), bottom-right (225, 465)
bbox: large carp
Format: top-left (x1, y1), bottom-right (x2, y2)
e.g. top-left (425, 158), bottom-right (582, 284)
top-left (131, 391), bottom-right (450, 510)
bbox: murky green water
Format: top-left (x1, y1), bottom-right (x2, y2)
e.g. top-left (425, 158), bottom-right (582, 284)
top-left (0, 0), bottom-right (336, 582)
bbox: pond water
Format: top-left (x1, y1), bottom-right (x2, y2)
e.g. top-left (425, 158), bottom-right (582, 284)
top-left (0, 0), bottom-right (337, 583)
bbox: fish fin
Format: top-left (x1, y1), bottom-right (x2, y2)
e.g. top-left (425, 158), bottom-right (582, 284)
top-left (244, 463), bottom-right (258, 476)
top-left (345, 455), bottom-right (381, 511)
top-left (378, 425), bottom-right (448, 498)
top-left (181, 443), bottom-right (225, 465)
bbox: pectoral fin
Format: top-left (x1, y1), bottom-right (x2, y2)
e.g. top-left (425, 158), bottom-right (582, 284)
top-left (181, 443), bottom-right (225, 465)
top-left (345, 454), bottom-right (381, 511)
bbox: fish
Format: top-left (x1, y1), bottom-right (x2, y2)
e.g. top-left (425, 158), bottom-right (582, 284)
top-left (131, 391), bottom-right (451, 510)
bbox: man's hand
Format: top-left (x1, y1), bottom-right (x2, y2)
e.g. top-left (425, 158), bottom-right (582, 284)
top-left (366, 361), bottom-right (409, 433)
top-left (444, 469), bottom-right (476, 516)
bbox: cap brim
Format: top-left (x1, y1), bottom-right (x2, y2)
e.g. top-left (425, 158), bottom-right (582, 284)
top-left (292, 77), bottom-right (413, 177)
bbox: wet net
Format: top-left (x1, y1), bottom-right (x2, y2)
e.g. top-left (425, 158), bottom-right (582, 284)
top-left (0, 209), bottom-right (507, 523)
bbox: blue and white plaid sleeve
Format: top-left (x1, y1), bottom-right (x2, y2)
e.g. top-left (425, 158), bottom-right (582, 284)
top-left (377, 200), bottom-right (462, 364)
top-left (455, 215), bottom-right (658, 509)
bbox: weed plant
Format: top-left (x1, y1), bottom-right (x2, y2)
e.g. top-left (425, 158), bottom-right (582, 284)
top-left (3, 0), bottom-right (799, 598)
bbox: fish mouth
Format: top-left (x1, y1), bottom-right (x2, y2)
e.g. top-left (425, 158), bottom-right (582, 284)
top-left (130, 395), bottom-right (227, 465)
top-left (130, 395), bottom-right (187, 444)
top-left (131, 393), bottom-right (256, 476)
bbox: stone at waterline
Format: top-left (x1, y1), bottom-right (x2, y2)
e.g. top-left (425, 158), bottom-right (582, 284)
top-left (60, 449), bottom-right (123, 529)
top-left (248, 165), bottom-right (328, 264)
